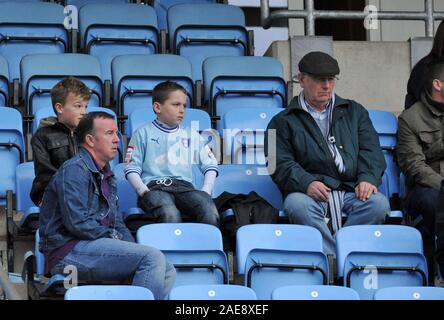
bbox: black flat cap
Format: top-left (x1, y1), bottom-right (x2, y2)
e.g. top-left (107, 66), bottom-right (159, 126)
top-left (299, 51), bottom-right (340, 77)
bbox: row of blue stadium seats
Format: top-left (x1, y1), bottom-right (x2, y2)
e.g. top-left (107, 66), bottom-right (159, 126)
top-left (63, 283), bottom-right (444, 300)
top-left (0, 1), bottom-right (251, 86)
top-left (0, 53), bottom-right (285, 136)
top-left (9, 0), bottom-right (226, 31)
top-left (24, 223), bottom-right (430, 300)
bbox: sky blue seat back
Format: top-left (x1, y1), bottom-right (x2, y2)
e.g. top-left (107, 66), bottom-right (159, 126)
top-left (0, 107), bottom-right (24, 205)
top-left (153, 0), bottom-right (217, 30)
top-left (223, 107), bottom-right (283, 165)
top-left (203, 56), bottom-right (286, 133)
top-left (15, 162), bottom-right (36, 213)
top-left (236, 224), bottom-right (328, 299)
top-left (0, 2), bottom-right (67, 81)
top-left (111, 54), bottom-right (193, 133)
top-left (67, 0), bottom-right (129, 9)
top-left (113, 163), bottom-right (137, 218)
top-left (137, 223), bottom-right (228, 286)
top-left (168, 3), bottom-right (247, 81)
top-left (213, 164), bottom-right (282, 210)
top-left (367, 109), bottom-right (399, 199)
top-left (79, 3), bottom-right (158, 81)
top-left (0, 56), bottom-right (9, 107)
top-left (336, 225), bottom-right (428, 300)
top-left (21, 53), bottom-right (103, 119)
top-left (16, 161), bottom-right (40, 231)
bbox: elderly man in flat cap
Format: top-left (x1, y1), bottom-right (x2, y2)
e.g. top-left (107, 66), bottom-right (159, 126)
top-left (265, 51), bottom-right (389, 256)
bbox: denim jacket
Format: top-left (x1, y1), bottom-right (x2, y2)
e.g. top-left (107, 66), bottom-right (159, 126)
top-left (39, 148), bottom-right (134, 253)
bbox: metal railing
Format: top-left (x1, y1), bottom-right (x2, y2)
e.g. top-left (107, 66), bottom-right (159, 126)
top-left (261, 0), bottom-right (444, 37)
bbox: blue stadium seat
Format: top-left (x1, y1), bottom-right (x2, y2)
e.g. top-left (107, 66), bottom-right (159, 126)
top-left (153, 0), bottom-right (217, 30)
top-left (113, 163), bottom-right (143, 228)
top-left (212, 164), bottom-right (283, 215)
top-left (169, 284), bottom-right (257, 300)
top-left (79, 3), bottom-right (159, 82)
top-left (373, 286), bottom-right (444, 300)
top-left (367, 109), bottom-right (400, 208)
top-left (0, 107), bottom-right (25, 206)
top-left (21, 53), bottom-right (103, 134)
top-left (0, 2), bottom-right (68, 82)
top-left (111, 54), bottom-right (194, 133)
top-left (236, 224), bottom-right (329, 300)
top-left (271, 285), bottom-right (360, 300)
top-left (336, 225), bottom-right (428, 300)
top-left (203, 56), bottom-right (286, 133)
top-left (136, 223), bottom-right (229, 287)
top-left (168, 3), bottom-right (250, 81)
top-left (66, 0), bottom-right (129, 8)
top-left (32, 106), bottom-right (123, 167)
top-left (223, 107), bottom-right (283, 165)
top-left (0, 56), bottom-right (9, 107)
top-left (65, 285), bottom-right (154, 300)
top-left (15, 162), bottom-right (40, 233)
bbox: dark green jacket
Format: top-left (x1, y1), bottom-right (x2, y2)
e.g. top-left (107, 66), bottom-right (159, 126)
top-left (265, 94), bottom-right (386, 198)
top-left (397, 91), bottom-right (444, 192)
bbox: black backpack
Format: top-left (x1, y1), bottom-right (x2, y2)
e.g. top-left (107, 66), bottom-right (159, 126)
top-left (214, 191), bottom-right (279, 251)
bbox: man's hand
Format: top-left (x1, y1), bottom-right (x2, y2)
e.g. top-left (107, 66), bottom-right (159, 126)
top-left (355, 181), bottom-right (377, 201)
top-left (307, 181), bottom-right (331, 202)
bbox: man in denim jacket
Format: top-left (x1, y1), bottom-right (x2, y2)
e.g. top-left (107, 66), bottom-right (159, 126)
top-left (38, 111), bottom-right (176, 299)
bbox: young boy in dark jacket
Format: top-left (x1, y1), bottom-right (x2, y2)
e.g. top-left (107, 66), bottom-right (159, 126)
top-left (30, 77), bottom-right (91, 206)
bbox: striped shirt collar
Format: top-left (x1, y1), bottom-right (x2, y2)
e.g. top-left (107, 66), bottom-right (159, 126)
top-left (299, 90), bottom-right (335, 114)
top-left (152, 118), bottom-right (179, 133)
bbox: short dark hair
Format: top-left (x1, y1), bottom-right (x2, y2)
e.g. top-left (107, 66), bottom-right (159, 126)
top-left (152, 81), bottom-right (187, 105)
top-left (76, 111), bottom-right (115, 144)
top-left (425, 61), bottom-right (444, 93)
top-left (51, 77), bottom-right (91, 114)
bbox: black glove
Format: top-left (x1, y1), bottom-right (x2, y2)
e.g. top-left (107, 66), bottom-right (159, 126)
top-left (138, 190), bottom-right (154, 214)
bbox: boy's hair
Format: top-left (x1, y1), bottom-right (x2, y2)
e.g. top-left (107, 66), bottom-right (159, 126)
top-left (76, 111), bottom-right (115, 144)
top-left (51, 77), bottom-right (91, 114)
top-left (152, 81), bottom-right (187, 105)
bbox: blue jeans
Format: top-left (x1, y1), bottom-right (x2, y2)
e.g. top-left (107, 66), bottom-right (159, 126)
top-left (52, 238), bottom-right (176, 300)
top-left (140, 189), bottom-right (220, 227)
top-left (284, 192), bottom-right (390, 256)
